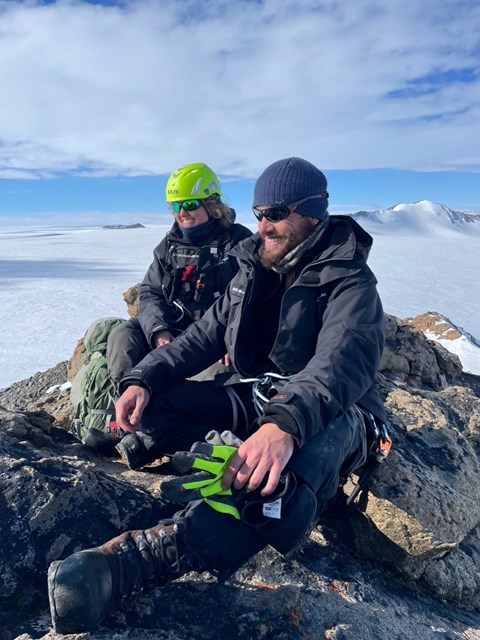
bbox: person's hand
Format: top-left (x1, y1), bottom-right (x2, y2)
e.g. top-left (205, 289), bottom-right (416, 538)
top-left (115, 385), bottom-right (150, 432)
top-left (218, 353), bottom-right (230, 366)
top-left (221, 423), bottom-right (294, 497)
top-left (153, 330), bottom-right (174, 348)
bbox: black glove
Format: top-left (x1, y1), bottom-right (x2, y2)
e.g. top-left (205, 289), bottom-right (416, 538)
top-left (162, 429), bottom-right (297, 523)
top-left (161, 430), bottom-right (243, 512)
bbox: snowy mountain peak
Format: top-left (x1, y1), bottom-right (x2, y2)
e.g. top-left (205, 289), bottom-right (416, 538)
top-left (351, 200), bottom-right (480, 236)
top-left (405, 311), bottom-right (480, 375)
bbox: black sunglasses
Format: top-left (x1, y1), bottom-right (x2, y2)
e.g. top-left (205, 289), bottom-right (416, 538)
top-left (252, 193), bottom-right (329, 223)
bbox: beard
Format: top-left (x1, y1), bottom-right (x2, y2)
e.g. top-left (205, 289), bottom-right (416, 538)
top-left (259, 219), bottom-right (316, 270)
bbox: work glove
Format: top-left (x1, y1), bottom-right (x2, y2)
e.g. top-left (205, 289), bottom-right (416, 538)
top-left (162, 430), bottom-right (297, 523)
top-left (161, 430), bottom-right (243, 518)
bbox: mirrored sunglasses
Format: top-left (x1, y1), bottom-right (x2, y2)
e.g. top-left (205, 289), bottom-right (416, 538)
top-left (252, 192), bottom-right (329, 223)
top-left (252, 203), bottom-right (290, 223)
top-left (171, 199), bottom-right (203, 214)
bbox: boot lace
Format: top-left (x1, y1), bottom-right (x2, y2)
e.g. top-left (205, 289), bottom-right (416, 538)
top-left (108, 520), bottom-right (182, 605)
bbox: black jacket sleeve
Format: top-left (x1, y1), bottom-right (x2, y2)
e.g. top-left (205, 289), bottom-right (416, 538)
top-left (137, 238), bottom-right (175, 347)
top-left (260, 269), bottom-right (385, 447)
top-left (120, 283), bottom-right (233, 395)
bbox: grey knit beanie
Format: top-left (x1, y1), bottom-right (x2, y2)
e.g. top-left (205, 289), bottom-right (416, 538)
top-left (253, 157), bottom-right (329, 219)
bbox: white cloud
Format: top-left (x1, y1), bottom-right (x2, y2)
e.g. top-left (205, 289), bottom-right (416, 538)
top-left (0, 0), bottom-right (479, 178)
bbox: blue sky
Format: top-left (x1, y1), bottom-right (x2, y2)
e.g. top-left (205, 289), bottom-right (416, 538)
top-left (1, 170), bottom-right (479, 217)
top-left (0, 0), bottom-right (479, 216)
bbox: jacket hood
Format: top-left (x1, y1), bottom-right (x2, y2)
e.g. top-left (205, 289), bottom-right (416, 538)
top-left (314, 215), bottom-right (373, 262)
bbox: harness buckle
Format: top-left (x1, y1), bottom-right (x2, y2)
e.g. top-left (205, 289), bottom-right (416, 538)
top-left (239, 372), bottom-right (294, 416)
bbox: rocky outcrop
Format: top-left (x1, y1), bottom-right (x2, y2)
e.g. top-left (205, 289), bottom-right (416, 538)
top-left (123, 282), bottom-right (140, 319)
top-left (0, 362), bottom-right (73, 428)
top-left (0, 313), bottom-right (480, 639)
top-left (354, 314), bottom-right (480, 609)
top-left (379, 313), bottom-right (463, 389)
top-left (0, 407), bottom-right (165, 622)
top-left (342, 382), bottom-right (480, 608)
top-left (406, 311), bottom-right (465, 342)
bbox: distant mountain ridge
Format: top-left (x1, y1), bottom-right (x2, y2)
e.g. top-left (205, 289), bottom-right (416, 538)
top-left (350, 200), bottom-right (480, 236)
top-left (102, 223), bottom-right (145, 230)
top-left (405, 311), bottom-right (480, 376)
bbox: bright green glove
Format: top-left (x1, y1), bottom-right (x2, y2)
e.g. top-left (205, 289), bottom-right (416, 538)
top-left (161, 430), bottom-right (243, 509)
top-left (204, 488), bottom-right (241, 520)
top-left (162, 430), bottom-right (297, 523)
top-left (205, 471), bottom-right (297, 524)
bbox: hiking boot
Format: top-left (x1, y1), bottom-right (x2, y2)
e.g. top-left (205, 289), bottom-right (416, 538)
top-left (116, 432), bottom-right (159, 470)
top-left (48, 502), bottom-right (266, 634)
top-left (48, 519), bottom-right (189, 634)
top-left (83, 426), bottom-right (124, 456)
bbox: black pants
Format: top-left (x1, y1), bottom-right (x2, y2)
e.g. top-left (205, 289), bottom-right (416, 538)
top-left (133, 379), bottom-right (368, 574)
top-left (140, 379), bottom-right (367, 514)
top-left (141, 380), bottom-right (257, 453)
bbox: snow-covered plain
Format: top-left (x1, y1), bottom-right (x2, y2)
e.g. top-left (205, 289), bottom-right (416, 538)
top-left (1, 202), bottom-right (479, 389)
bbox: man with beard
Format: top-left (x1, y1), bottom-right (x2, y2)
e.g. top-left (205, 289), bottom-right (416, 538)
top-left (48, 157), bottom-right (387, 633)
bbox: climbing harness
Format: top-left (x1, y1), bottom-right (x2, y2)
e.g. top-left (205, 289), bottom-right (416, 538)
top-left (239, 372), bottom-right (294, 416)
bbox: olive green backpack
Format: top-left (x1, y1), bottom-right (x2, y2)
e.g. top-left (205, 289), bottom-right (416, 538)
top-left (70, 317), bottom-right (126, 443)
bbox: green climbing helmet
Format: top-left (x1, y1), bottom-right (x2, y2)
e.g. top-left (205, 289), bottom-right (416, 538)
top-left (165, 163), bottom-right (222, 202)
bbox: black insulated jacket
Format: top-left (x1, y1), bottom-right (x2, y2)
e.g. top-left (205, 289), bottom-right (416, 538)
top-left (137, 220), bottom-right (252, 347)
top-left (123, 215), bottom-right (386, 447)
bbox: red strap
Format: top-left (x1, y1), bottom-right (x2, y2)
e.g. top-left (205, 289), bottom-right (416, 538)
top-left (181, 264), bottom-right (197, 282)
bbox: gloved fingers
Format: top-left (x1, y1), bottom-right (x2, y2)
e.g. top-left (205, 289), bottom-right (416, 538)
top-left (164, 436), bottom-right (241, 507)
top-left (190, 441), bottom-right (238, 465)
top-left (205, 430), bottom-right (224, 445)
top-left (205, 430), bottom-right (243, 448)
top-left (190, 441), bottom-right (215, 456)
top-left (162, 471), bottom-right (232, 503)
top-left (161, 470), bottom-right (213, 503)
top-left (198, 476), bottom-right (225, 498)
top-left (220, 430), bottom-right (243, 447)
top-left (169, 441), bottom-right (228, 474)
top-left (169, 449), bottom-right (212, 474)
top-left (204, 490), bottom-right (241, 520)
top-left (169, 443), bottom-right (238, 492)
top-left (186, 446), bottom-right (237, 479)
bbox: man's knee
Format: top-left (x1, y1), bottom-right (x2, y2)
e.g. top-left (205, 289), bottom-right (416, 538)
top-left (256, 481), bottom-right (318, 554)
top-left (235, 472), bottom-right (318, 556)
top-left (176, 477), bottom-right (318, 578)
top-left (288, 407), bottom-right (367, 498)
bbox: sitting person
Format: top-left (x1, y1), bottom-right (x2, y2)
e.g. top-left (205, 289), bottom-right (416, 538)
top-left (48, 157), bottom-right (387, 635)
top-left (93, 162), bottom-right (251, 465)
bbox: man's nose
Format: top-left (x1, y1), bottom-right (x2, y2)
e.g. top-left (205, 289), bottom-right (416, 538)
top-left (258, 216), bottom-right (275, 234)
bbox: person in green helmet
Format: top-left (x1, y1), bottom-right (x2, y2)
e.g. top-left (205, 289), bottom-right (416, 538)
top-left (87, 163), bottom-right (251, 464)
